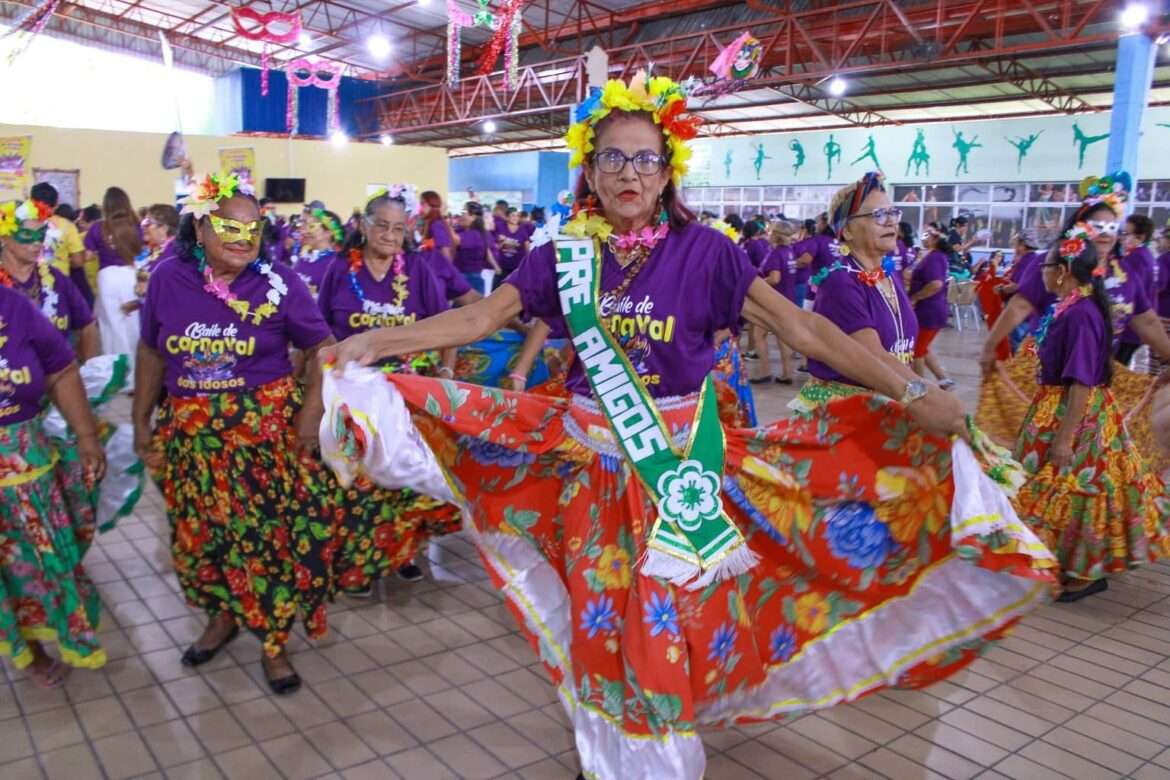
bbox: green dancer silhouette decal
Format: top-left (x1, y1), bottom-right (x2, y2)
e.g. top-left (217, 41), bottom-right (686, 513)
top-left (789, 139), bottom-right (806, 176)
top-left (850, 135), bottom-right (881, 170)
top-left (723, 150), bottom-right (733, 179)
top-left (1006, 131), bottom-right (1043, 173)
top-left (905, 128), bottom-right (930, 177)
top-left (952, 129), bottom-right (982, 176)
top-left (824, 134), bottom-right (842, 180)
top-left (753, 143), bottom-right (772, 181)
top-left (1072, 121), bottom-right (1110, 170)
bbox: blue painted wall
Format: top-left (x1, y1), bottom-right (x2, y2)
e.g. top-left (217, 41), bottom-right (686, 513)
top-left (449, 151), bottom-right (570, 208)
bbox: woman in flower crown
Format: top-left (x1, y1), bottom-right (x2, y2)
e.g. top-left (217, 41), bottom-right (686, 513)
top-left (321, 74), bottom-right (1054, 779)
top-left (1010, 229), bottom-right (1170, 602)
top-left (317, 193), bottom-right (461, 587)
top-left (132, 172), bottom-right (343, 695)
top-left (978, 176), bottom-right (1170, 467)
top-left (0, 200), bottom-right (99, 362)
top-left (0, 216), bottom-right (111, 688)
top-left (293, 207), bottom-right (344, 298)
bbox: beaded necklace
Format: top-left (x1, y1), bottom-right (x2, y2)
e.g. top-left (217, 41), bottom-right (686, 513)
top-left (0, 262), bottom-right (58, 323)
top-left (348, 249), bottom-right (409, 310)
top-left (198, 256), bottom-right (288, 326)
top-left (1034, 285), bottom-right (1090, 347)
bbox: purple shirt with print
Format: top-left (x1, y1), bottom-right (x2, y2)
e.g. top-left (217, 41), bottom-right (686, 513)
top-left (794, 233), bottom-right (836, 286)
top-left (744, 238), bottom-right (770, 269)
top-left (909, 249), bottom-right (950, 330)
top-left (84, 220), bottom-right (144, 270)
top-left (1038, 296), bottom-right (1109, 387)
top-left (1119, 245), bottom-right (1157, 345)
top-left (809, 264), bottom-right (918, 385)
top-left (1103, 257), bottom-right (1150, 341)
top-left (505, 221), bottom-right (757, 398)
top-left (454, 228), bottom-right (494, 273)
top-left (317, 252), bottom-right (450, 341)
top-left (15, 265), bottom-right (94, 335)
top-left (0, 288), bottom-right (75, 424)
top-left (759, 245), bottom-right (797, 303)
top-left (422, 250), bottom-right (472, 301)
top-left (494, 225), bottom-right (529, 275)
top-left (293, 249), bottom-right (339, 298)
top-left (140, 257), bottom-right (330, 397)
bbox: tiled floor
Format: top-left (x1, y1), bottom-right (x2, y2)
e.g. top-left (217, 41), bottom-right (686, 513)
top-left (5, 329), bottom-right (1170, 780)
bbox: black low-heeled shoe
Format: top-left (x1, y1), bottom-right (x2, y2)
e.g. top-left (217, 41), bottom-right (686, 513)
top-left (1057, 578), bottom-right (1108, 603)
top-left (266, 671), bottom-right (302, 696)
top-left (180, 624), bottom-right (239, 667)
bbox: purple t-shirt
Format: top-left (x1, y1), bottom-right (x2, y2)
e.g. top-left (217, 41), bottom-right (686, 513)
top-left (14, 265), bottom-right (94, 335)
top-left (1016, 259), bottom-right (1057, 330)
top-left (759, 245), bottom-right (797, 303)
top-left (809, 264), bottom-right (918, 385)
top-left (0, 288), bottom-right (74, 424)
top-left (141, 257), bottom-right (330, 397)
top-left (909, 249), bottom-right (950, 330)
top-left (744, 238), bottom-right (770, 269)
top-left (1119, 246), bottom-right (1157, 345)
top-left (454, 228), bottom-right (493, 274)
top-left (1009, 251), bottom-right (1041, 286)
top-left (84, 220), bottom-right (144, 270)
top-left (505, 221), bottom-right (757, 398)
top-left (795, 234), bottom-right (836, 285)
top-left (429, 220), bottom-right (454, 251)
top-left (1157, 251), bottom-right (1170, 318)
top-left (317, 252), bottom-right (450, 341)
top-left (422, 250), bottom-right (472, 301)
top-left (1038, 297), bottom-right (1109, 387)
top-left (1103, 258), bottom-right (1151, 340)
top-left (494, 225), bottom-right (529, 275)
top-left (293, 249), bottom-right (339, 298)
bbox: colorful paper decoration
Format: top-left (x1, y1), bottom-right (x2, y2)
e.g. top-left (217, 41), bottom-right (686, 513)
top-left (709, 31), bottom-right (762, 81)
top-left (285, 59), bottom-right (345, 137)
top-left (447, 0), bottom-right (523, 89)
top-left (2, 0), bottom-right (61, 66)
top-left (231, 7), bottom-right (303, 96)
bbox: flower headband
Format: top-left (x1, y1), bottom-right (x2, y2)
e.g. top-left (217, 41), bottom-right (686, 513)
top-left (566, 71), bottom-right (701, 184)
top-left (179, 172), bottom-right (255, 218)
top-left (710, 219), bottom-right (740, 243)
top-left (311, 208), bottom-right (343, 243)
top-left (1058, 222), bottom-right (1098, 267)
top-left (1077, 171), bottom-right (1130, 214)
top-left (829, 171), bottom-right (885, 238)
top-left (0, 199), bottom-right (51, 241)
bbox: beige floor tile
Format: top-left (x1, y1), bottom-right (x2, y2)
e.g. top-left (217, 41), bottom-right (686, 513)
top-left (494, 667), bottom-right (558, 708)
top-left (382, 746), bottom-right (458, 779)
top-left (164, 758), bottom-right (225, 779)
top-left (1134, 764), bottom-right (1170, 780)
top-left (757, 727), bottom-right (851, 775)
top-left (962, 695), bottom-right (1057, 735)
top-left (142, 718), bottom-right (207, 768)
top-left (347, 709), bottom-right (419, 757)
top-left (993, 754), bottom-right (1071, 780)
top-left (859, 747), bottom-right (949, 780)
top-left (0, 718), bottom-right (34, 763)
top-left (1101, 692), bottom-right (1170, 728)
top-left (61, 668), bottom-right (115, 703)
top-left (11, 680), bottom-right (70, 715)
top-left (185, 708), bottom-right (253, 754)
top-left (163, 676), bottom-right (223, 716)
top-left (425, 687), bottom-right (496, 731)
top-left (1026, 663), bottom-right (1116, 701)
top-left (1042, 728), bottom-right (1145, 777)
top-left (1048, 652), bottom-right (1133, 689)
top-left (725, 739), bottom-right (816, 780)
top-left (506, 710), bottom-right (576, 757)
top-left (1066, 642), bottom-right (1151, 677)
top-left (93, 730), bottom-right (160, 779)
top-left (310, 676), bottom-right (378, 718)
top-left (40, 742), bottom-right (101, 780)
top-left (888, 734), bottom-right (983, 780)
top-left (1018, 740), bottom-right (1123, 780)
top-left (1006, 674), bottom-right (1096, 712)
top-left (467, 721), bottom-right (549, 769)
top-left (304, 720), bottom-right (378, 770)
top-left (212, 745), bottom-right (283, 780)
top-left (386, 659), bottom-right (452, 697)
top-left (0, 757), bottom-right (44, 780)
top-left (517, 757), bottom-right (586, 780)
top-left (259, 733), bottom-right (334, 780)
top-left (200, 666), bottom-right (264, 706)
top-left (819, 705), bottom-right (903, 744)
top-left (913, 721), bottom-right (1008, 766)
top-left (1063, 712), bottom-right (1164, 761)
top-left (339, 760), bottom-right (397, 780)
top-left (426, 733), bottom-right (508, 779)
top-left (23, 705), bottom-right (85, 753)
top-left (227, 697), bottom-right (296, 743)
top-left (459, 678), bottom-right (531, 719)
top-left (788, 715), bottom-right (878, 760)
top-left (981, 683), bottom-right (1074, 726)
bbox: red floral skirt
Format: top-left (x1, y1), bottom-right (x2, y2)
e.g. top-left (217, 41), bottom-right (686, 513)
top-left (384, 374), bottom-right (1055, 779)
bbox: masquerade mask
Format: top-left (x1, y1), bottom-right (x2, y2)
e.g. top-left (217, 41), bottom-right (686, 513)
top-left (208, 215), bottom-right (263, 244)
top-left (12, 225), bottom-right (47, 245)
top-left (1086, 220), bottom-right (1119, 236)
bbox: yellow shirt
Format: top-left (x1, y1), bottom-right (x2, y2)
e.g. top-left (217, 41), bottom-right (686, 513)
top-left (44, 215), bottom-right (84, 275)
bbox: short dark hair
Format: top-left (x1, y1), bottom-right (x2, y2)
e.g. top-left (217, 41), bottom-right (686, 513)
top-left (30, 182), bottom-right (59, 207)
top-left (1128, 214), bottom-right (1155, 243)
top-left (55, 203), bottom-right (77, 221)
top-left (81, 204), bottom-right (101, 223)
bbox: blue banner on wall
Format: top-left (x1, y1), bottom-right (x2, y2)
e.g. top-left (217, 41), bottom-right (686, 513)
top-left (238, 67), bottom-right (382, 138)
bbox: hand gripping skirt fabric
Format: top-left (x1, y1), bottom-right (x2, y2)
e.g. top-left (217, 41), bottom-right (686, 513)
top-left (712, 336), bottom-right (758, 428)
top-left (326, 372), bottom-right (1056, 780)
top-left (1012, 385), bottom-right (1170, 581)
top-left (0, 355), bottom-right (143, 671)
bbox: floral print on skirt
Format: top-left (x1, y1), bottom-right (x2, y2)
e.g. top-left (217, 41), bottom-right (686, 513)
top-left (154, 377), bottom-right (341, 657)
top-left (978, 337), bottom-right (1169, 475)
top-left (712, 336), bottom-right (758, 428)
top-left (1012, 385), bottom-right (1170, 581)
top-left (0, 417), bottom-right (104, 669)
top-left (379, 374), bottom-right (1055, 779)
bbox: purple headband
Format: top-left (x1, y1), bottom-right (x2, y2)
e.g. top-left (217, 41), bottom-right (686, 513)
top-left (831, 171), bottom-right (886, 238)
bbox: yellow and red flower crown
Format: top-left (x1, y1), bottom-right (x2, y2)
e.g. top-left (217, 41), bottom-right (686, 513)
top-left (566, 72), bottom-right (701, 184)
top-left (179, 172), bottom-right (255, 218)
top-left (0, 199), bottom-right (52, 237)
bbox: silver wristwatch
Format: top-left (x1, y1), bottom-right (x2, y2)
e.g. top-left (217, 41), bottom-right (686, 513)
top-left (899, 379), bottom-right (928, 405)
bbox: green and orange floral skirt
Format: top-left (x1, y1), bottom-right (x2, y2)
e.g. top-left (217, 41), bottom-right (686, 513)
top-left (369, 374), bottom-right (1057, 780)
top-left (1012, 384), bottom-right (1170, 581)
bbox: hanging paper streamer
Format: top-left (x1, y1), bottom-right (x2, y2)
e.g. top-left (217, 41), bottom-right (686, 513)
top-left (693, 30), bottom-right (762, 100)
top-left (231, 7), bottom-right (302, 99)
top-left (285, 58), bottom-right (344, 136)
top-left (2, 0), bottom-right (61, 66)
top-left (447, 0), bottom-right (523, 89)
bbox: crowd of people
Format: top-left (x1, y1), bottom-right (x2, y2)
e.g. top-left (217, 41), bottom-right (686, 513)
top-left (3, 71), bottom-right (1170, 779)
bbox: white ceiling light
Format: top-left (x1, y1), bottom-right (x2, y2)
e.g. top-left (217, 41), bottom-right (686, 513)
top-left (828, 77), bottom-right (847, 97)
top-left (380, 134), bottom-right (394, 146)
top-left (483, 119), bottom-right (497, 133)
top-left (298, 32), bottom-right (312, 49)
top-left (1121, 3), bottom-right (1150, 29)
top-left (330, 130), bottom-right (348, 146)
top-left (367, 33), bottom-right (392, 59)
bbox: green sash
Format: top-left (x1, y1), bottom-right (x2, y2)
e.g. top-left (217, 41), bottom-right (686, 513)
top-left (554, 236), bottom-right (756, 587)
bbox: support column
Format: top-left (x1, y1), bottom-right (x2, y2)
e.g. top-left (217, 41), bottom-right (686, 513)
top-left (1106, 32), bottom-right (1157, 181)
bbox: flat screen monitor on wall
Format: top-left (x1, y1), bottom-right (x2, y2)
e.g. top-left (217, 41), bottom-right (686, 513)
top-left (265, 178), bottom-right (306, 203)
